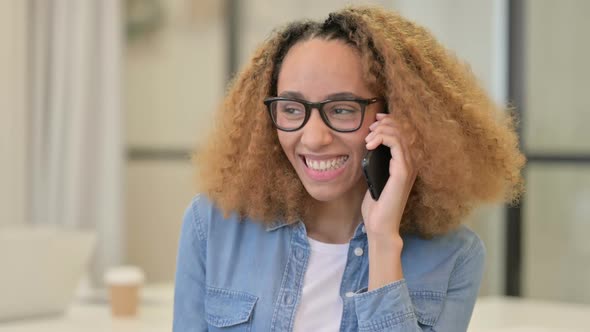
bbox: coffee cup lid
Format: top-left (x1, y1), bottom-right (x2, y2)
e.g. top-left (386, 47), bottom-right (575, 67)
top-left (104, 265), bottom-right (145, 285)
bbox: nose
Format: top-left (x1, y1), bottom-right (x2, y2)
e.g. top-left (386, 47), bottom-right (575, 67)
top-left (300, 109), bottom-right (333, 150)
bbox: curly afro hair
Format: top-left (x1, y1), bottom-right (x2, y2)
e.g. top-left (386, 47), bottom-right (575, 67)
top-left (195, 6), bottom-right (525, 238)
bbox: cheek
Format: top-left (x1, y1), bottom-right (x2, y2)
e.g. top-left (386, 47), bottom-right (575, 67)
top-left (277, 132), bottom-right (296, 157)
top-left (346, 131), bottom-right (370, 155)
top-left (277, 132), bottom-right (286, 150)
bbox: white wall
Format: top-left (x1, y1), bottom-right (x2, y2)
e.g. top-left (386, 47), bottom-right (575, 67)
top-left (125, 0), bottom-right (225, 149)
top-left (0, 0), bottom-right (27, 226)
top-left (239, 0), bottom-right (392, 67)
top-left (523, 0), bottom-right (590, 304)
top-left (524, 0), bottom-right (590, 153)
top-left (125, 0), bottom-right (226, 282)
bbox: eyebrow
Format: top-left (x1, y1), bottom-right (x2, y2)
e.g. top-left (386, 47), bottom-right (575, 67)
top-left (277, 91), bottom-right (365, 100)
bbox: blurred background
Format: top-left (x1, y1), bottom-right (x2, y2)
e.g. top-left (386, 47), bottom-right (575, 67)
top-left (1, 0), bottom-right (589, 330)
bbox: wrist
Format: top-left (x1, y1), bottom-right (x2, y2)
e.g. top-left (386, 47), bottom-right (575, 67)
top-left (366, 234), bottom-right (404, 291)
top-left (367, 233), bottom-right (404, 251)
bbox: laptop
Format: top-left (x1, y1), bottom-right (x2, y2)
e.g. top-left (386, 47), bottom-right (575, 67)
top-left (0, 225), bottom-right (96, 321)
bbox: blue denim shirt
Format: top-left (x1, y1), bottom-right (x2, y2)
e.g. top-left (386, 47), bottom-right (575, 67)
top-left (173, 194), bottom-right (485, 331)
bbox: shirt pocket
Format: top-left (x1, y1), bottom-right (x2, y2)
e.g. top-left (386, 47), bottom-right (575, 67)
top-left (205, 286), bottom-right (258, 331)
top-left (409, 290), bottom-right (445, 327)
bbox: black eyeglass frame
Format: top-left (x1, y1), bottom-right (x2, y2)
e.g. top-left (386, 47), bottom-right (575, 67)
top-left (263, 97), bottom-right (382, 133)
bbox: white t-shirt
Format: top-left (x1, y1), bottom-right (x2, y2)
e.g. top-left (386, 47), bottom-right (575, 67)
top-left (292, 236), bottom-right (350, 332)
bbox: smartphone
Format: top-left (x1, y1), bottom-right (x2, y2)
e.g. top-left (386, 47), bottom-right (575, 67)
top-left (362, 144), bottom-right (391, 200)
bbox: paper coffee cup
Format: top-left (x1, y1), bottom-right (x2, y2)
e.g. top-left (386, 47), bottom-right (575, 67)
top-left (104, 266), bottom-right (145, 317)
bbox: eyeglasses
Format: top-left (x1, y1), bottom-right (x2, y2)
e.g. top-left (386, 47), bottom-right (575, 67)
top-left (263, 97), bottom-right (381, 132)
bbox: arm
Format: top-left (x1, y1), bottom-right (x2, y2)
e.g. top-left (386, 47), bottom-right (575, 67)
top-left (354, 236), bottom-right (486, 331)
top-left (173, 199), bottom-right (208, 332)
top-left (360, 112), bottom-right (485, 330)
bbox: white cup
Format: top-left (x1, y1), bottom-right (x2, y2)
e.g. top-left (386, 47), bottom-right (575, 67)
top-left (104, 266), bottom-right (145, 317)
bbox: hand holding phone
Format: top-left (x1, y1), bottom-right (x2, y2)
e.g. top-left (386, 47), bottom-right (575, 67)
top-left (361, 144), bottom-right (391, 200)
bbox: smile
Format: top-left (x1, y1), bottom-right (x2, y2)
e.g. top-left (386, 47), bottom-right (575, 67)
top-left (303, 155), bottom-right (349, 171)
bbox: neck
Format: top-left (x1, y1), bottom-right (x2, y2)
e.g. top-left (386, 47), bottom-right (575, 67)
top-left (305, 183), bottom-right (365, 244)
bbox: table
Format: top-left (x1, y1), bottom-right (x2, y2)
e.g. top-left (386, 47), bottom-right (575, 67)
top-left (0, 284), bottom-right (174, 332)
top-left (469, 296), bottom-right (590, 332)
top-left (1, 286), bottom-right (589, 332)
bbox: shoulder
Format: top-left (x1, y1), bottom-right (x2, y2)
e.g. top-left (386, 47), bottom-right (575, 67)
top-left (441, 225), bottom-right (486, 267)
top-left (182, 194), bottom-right (231, 240)
top-left (182, 194), bottom-right (212, 242)
top-left (401, 225), bottom-right (485, 290)
top-left (404, 225), bottom-right (485, 263)
top-left (182, 194), bottom-right (269, 241)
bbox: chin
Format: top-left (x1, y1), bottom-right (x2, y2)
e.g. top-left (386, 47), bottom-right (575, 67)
top-left (300, 175), bottom-right (366, 202)
top-left (303, 185), bottom-right (346, 202)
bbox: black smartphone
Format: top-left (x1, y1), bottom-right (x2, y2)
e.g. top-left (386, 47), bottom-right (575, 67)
top-left (361, 144), bottom-right (391, 200)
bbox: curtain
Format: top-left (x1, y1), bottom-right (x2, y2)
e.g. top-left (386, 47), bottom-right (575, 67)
top-left (28, 0), bottom-right (124, 284)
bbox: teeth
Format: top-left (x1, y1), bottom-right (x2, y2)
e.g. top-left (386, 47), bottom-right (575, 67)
top-left (305, 156), bottom-right (348, 171)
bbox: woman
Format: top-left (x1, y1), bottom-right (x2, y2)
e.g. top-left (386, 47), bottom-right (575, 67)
top-left (174, 6), bottom-right (524, 332)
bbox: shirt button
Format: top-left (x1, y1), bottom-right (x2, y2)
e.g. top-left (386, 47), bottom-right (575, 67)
top-left (295, 248), bottom-right (304, 260)
top-left (354, 247), bottom-right (364, 256)
top-left (283, 293), bottom-right (294, 305)
top-left (361, 225), bottom-right (366, 233)
top-left (345, 292), bottom-right (355, 298)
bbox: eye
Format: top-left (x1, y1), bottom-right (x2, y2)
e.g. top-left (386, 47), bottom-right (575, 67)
top-left (326, 102), bottom-right (361, 117)
top-left (332, 108), bottom-right (355, 115)
top-left (276, 101), bottom-right (305, 117)
top-left (282, 106), bottom-right (303, 115)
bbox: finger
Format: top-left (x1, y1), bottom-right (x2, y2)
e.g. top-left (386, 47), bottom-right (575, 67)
top-left (365, 127), bottom-right (399, 145)
top-left (371, 117), bottom-right (415, 169)
top-left (375, 113), bottom-right (389, 120)
top-left (369, 120), bottom-right (379, 131)
top-left (369, 125), bottom-right (400, 137)
top-left (370, 115), bottom-right (399, 132)
top-left (368, 124), bottom-right (408, 160)
top-left (365, 127), bottom-right (403, 146)
top-left (366, 133), bottom-right (409, 170)
top-left (366, 135), bottom-right (417, 204)
top-left (365, 133), bottom-right (402, 157)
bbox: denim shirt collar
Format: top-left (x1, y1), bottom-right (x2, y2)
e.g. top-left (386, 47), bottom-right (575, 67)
top-left (264, 219), bottom-right (292, 232)
top-left (265, 218), bottom-right (366, 240)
